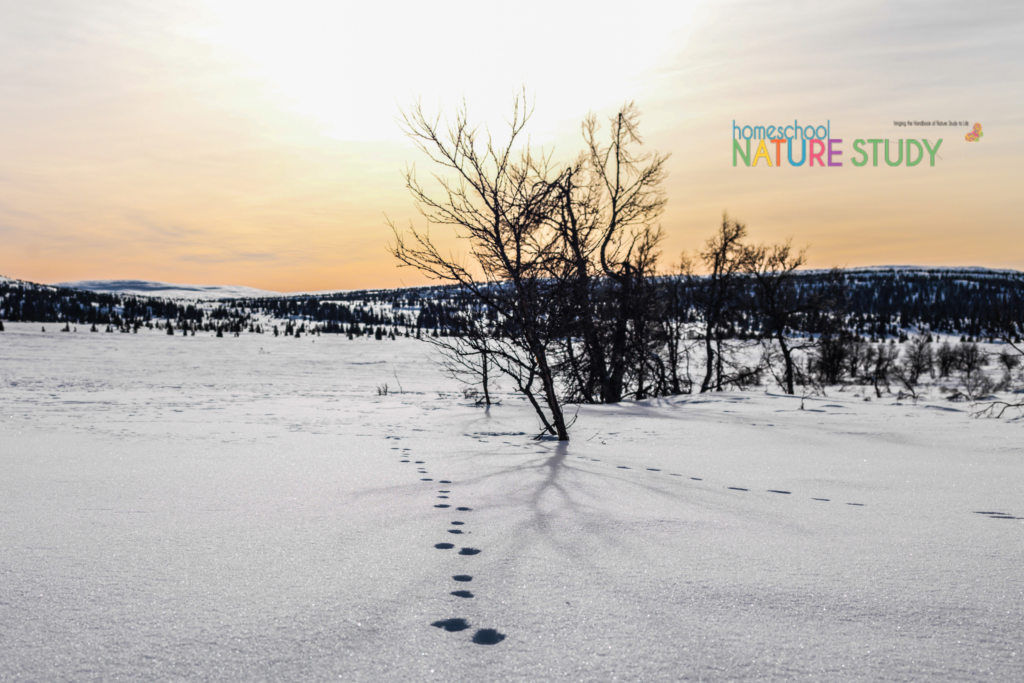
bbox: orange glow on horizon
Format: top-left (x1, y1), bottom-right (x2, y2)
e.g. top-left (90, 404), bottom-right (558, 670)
top-left (2, 1), bottom-right (1021, 291)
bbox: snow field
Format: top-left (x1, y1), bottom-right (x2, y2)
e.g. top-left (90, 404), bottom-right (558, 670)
top-left (0, 322), bottom-right (1021, 682)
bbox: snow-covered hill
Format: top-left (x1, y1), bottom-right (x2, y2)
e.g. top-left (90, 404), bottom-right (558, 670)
top-left (846, 265), bottom-right (1024, 278)
top-left (54, 279), bottom-right (286, 300)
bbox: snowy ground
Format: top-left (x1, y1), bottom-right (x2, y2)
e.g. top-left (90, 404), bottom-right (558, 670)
top-left (1, 323), bottom-right (1021, 682)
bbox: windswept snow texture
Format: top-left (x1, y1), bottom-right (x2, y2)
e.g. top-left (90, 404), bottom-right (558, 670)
top-left (1, 322), bottom-right (1022, 682)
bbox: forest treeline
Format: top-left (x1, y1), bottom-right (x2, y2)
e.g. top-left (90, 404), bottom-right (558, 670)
top-left (2, 268), bottom-right (1022, 342)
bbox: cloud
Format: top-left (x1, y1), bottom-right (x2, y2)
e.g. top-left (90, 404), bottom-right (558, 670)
top-left (1, 0), bottom-right (1022, 288)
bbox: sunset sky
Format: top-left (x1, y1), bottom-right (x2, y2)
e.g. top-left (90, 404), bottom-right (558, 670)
top-left (2, 0), bottom-right (1022, 292)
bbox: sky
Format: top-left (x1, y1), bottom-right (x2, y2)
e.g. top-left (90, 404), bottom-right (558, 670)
top-left (1, 0), bottom-right (1022, 292)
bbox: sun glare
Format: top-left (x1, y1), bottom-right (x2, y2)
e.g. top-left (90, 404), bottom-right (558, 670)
top-left (191, 0), bottom-right (703, 141)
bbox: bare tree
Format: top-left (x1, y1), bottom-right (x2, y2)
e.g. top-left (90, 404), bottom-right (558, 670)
top-left (388, 94), bottom-right (571, 439)
top-left (686, 214), bottom-right (748, 393)
top-left (935, 341), bottom-right (957, 378)
top-left (974, 293), bottom-right (1024, 416)
top-left (868, 343), bottom-right (899, 398)
top-left (548, 103), bottom-right (669, 404)
top-left (995, 348), bottom-right (1021, 389)
top-left (956, 342), bottom-right (987, 385)
top-left (739, 239), bottom-right (809, 394)
top-left (432, 295), bottom-right (495, 406)
top-left (658, 269), bottom-right (697, 396)
top-left (892, 336), bottom-right (933, 399)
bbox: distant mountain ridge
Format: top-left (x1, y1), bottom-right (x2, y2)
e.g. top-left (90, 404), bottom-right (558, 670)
top-left (53, 279), bottom-right (286, 300)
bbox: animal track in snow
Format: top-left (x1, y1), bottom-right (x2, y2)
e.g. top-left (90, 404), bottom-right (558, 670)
top-left (472, 629), bottom-right (506, 645)
top-left (591, 454), bottom-right (867, 512)
top-left (395, 436), bottom-right (505, 645)
top-left (431, 618), bottom-right (470, 632)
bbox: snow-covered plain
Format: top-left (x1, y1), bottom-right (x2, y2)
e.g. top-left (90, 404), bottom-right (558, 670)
top-left (1, 322), bottom-right (1021, 682)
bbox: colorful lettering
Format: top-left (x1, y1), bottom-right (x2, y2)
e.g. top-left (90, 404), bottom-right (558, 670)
top-left (787, 139), bottom-right (807, 167)
top-left (733, 139), bottom-right (751, 166)
top-left (752, 140), bottom-right (773, 166)
top-left (851, 139), bottom-right (868, 167)
top-left (809, 139), bottom-right (826, 166)
top-left (885, 139), bottom-right (903, 166)
top-left (923, 139), bottom-right (943, 166)
top-left (827, 139), bottom-right (843, 167)
top-left (867, 139), bottom-right (883, 167)
top-left (906, 139), bottom-right (923, 167)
